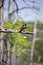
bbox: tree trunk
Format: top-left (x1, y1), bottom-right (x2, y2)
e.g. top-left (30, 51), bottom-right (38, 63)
top-left (0, 7), bottom-right (3, 64)
top-left (29, 21), bottom-right (37, 65)
top-left (11, 46), bottom-right (16, 65)
top-left (6, 37), bottom-right (10, 65)
top-left (8, 0), bottom-right (13, 22)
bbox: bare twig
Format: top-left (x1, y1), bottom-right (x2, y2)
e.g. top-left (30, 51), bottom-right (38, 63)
top-left (13, 0), bottom-right (18, 13)
top-left (23, 0), bottom-right (30, 6)
top-left (9, 6), bottom-right (39, 16)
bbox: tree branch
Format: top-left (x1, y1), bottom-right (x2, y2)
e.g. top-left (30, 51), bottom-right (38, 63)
top-left (9, 6), bottom-right (40, 16)
top-left (0, 29), bottom-right (34, 35)
top-left (23, 0), bottom-right (30, 6)
top-left (13, 0), bottom-right (18, 13)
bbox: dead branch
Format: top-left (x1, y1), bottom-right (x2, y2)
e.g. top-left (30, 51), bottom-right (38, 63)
top-left (13, 0), bottom-right (18, 13)
top-left (9, 5), bottom-right (40, 16)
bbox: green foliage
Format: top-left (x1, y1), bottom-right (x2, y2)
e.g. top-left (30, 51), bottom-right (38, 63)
top-left (33, 22), bottom-right (43, 63)
top-left (19, 61), bottom-right (28, 65)
top-left (3, 21), bottom-right (14, 29)
top-left (37, 32), bottom-right (43, 39)
top-left (4, 19), bottom-right (43, 64)
top-left (3, 19), bottom-right (33, 57)
top-left (13, 19), bottom-right (24, 30)
top-left (37, 23), bottom-right (43, 30)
